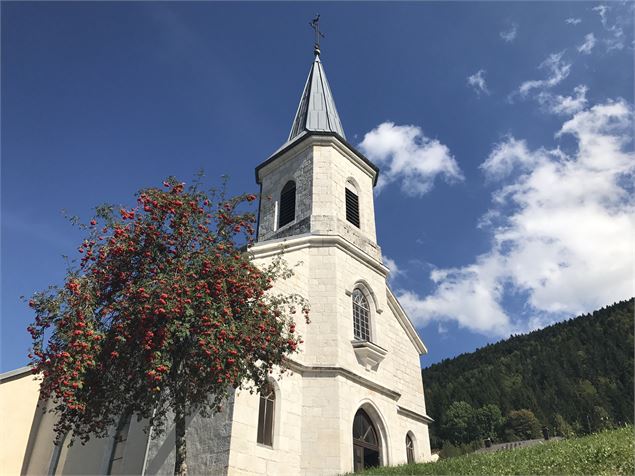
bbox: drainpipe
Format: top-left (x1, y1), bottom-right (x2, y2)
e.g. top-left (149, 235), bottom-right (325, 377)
top-left (141, 409), bottom-right (156, 476)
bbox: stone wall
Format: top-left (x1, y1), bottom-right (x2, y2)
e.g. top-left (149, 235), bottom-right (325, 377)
top-left (236, 234), bottom-right (433, 475)
top-left (256, 136), bottom-right (381, 262)
top-left (144, 393), bottom-right (235, 475)
top-left (258, 146), bottom-right (313, 241)
top-left (227, 371), bottom-right (304, 476)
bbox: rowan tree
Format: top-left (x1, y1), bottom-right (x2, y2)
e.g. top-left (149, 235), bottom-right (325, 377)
top-left (27, 177), bottom-right (309, 476)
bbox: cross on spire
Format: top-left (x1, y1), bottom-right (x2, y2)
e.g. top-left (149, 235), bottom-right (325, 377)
top-left (309, 14), bottom-right (325, 55)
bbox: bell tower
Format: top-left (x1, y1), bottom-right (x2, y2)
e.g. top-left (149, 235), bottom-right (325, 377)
top-left (243, 29), bottom-right (432, 475)
top-left (255, 47), bottom-right (382, 261)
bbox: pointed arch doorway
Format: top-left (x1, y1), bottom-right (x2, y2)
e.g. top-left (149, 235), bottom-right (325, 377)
top-left (352, 409), bottom-right (381, 472)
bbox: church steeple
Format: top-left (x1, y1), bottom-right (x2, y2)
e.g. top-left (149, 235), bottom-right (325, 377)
top-left (255, 25), bottom-right (380, 258)
top-left (288, 52), bottom-right (346, 141)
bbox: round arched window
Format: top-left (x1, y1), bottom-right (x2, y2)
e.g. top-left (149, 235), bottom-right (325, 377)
top-left (353, 409), bottom-right (380, 471)
top-left (352, 289), bottom-right (370, 341)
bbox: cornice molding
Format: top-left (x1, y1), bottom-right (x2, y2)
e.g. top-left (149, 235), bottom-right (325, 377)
top-left (284, 359), bottom-right (401, 401)
top-left (256, 132), bottom-right (379, 185)
top-left (249, 233), bottom-right (389, 278)
top-left (396, 405), bottom-right (434, 424)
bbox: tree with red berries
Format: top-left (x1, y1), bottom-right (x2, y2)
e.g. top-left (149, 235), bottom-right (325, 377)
top-left (27, 177), bottom-right (308, 476)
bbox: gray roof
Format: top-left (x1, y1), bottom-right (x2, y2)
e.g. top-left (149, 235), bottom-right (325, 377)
top-left (288, 53), bottom-right (346, 141)
top-left (254, 51), bottom-right (379, 186)
top-left (0, 365), bottom-right (33, 383)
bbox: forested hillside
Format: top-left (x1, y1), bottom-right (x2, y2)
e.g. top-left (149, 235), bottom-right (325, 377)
top-left (422, 299), bottom-right (634, 447)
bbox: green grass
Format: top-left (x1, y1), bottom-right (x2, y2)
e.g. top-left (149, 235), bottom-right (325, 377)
top-left (357, 427), bottom-right (634, 475)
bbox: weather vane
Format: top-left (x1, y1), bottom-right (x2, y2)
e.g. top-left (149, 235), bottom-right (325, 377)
top-left (309, 14), bottom-right (325, 55)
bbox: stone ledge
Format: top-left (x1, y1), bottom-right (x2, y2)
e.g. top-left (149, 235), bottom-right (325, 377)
top-left (250, 233), bottom-right (388, 278)
top-left (283, 359), bottom-right (401, 401)
top-left (351, 340), bottom-right (388, 371)
top-left (396, 405), bottom-right (434, 424)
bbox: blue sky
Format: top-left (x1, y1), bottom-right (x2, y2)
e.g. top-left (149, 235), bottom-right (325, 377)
top-left (2, 2), bottom-right (633, 372)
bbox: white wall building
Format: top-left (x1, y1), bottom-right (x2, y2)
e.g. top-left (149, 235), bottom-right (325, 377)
top-left (7, 45), bottom-right (434, 476)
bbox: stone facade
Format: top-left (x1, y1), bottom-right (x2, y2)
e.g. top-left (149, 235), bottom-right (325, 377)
top-left (5, 51), bottom-right (435, 476)
top-left (257, 136), bottom-right (382, 261)
top-left (222, 132), bottom-right (433, 475)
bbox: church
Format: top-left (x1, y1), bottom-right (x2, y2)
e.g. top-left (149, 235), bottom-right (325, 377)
top-left (1, 39), bottom-right (434, 476)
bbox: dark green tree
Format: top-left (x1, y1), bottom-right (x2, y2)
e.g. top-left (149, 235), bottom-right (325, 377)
top-left (423, 299), bottom-right (634, 447)
top-left (552, 413), bottom-right (574, 437)
top-left (504, 409), bottom-right (541, 441)
top-left (441, 401), bottom-right (476, 445)
top-left (590, 405), bottom-right (613, 432)
top-left (473, 404), bottom-right (504, 440)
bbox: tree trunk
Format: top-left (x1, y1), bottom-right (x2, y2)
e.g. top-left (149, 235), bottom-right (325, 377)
top-left (174, 403), bottom-right (187, 476)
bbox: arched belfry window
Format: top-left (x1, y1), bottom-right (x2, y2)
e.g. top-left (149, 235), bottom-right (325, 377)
top-left (352, 289), bottom-right (371, 341)
top-left (406, 433), bottom-right (415, 464)
top-left (278, 181), bottom-right (296, 228)
top-left (345, 181), bottom-right (360, 228)
top-left (257, 382), bottom-right (275, 446)
top-left (353, 409), bottom-right (381, 471)
top-left (107, 413), bottom-right (131, 475)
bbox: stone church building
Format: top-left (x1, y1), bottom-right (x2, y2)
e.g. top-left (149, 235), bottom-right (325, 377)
top-left (2, 46), bottom-right (433, 475)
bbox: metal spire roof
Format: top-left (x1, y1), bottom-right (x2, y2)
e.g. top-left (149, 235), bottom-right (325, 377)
top-left (288, 51), bottom-right (346, 141)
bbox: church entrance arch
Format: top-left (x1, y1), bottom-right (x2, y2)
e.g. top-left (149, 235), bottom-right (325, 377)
top-left (352, 409), bottom-right (381, 472)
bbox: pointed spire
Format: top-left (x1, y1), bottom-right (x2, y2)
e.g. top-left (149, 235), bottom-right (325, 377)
top-left (288, 52), bottom-right (346, 141)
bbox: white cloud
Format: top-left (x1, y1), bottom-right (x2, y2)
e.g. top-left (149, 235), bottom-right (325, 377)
top-left (605, 35), bottom-right (625, 52)
top-left (382, 255), bottom-right (404, 280)
top-left (592, 4), bottom-right (626, 51)
top-left (500, 23), bottom-right (518, 42)
top-left (480, 136), bottom-right (542, 179)
top-left (513, 53), bottom-right (586, 116)
top-left (397, 100), bottom-right (635, 336)
top-left (537, 85), bottom-right (588, 115)
top-left (565, 18), bottom-right (582, 25)
top-left (358, 122), bottom-right (464, 197)
top-left (577, 33), bottom-right (597, 54)
top-left (516, 51), bottom-right (571, 98)
top-left (467, 69), bottom-right (490, 96)
top-left (592, 5), bottom-right (610, 27)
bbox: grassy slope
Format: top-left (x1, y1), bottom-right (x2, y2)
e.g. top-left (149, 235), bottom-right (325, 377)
top-left (358, 427), bottom-right (634, 476)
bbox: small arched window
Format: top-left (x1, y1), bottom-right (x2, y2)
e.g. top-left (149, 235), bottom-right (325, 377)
top-left (107, 414), bottom-right (131, 475)
top-left (278, 181), bottom-right (296, 228)
top-left (345, 181), bottom-right (360, 228)
top-left (352, 289), bottom-right (371, 341)
top-left (257, 382), bottom-right (275, 446)
top-left (406, 433), bottom-right (415, 464)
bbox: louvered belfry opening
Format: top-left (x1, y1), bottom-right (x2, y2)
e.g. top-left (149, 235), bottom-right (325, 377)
top-left (346, 188), bottom-right (360, 228)
top-left (278, 181), bottom-right (296, 228)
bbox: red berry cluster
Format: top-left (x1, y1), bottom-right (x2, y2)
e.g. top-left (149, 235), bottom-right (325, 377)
top-left (26, 177), bottom-right (309, 442)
